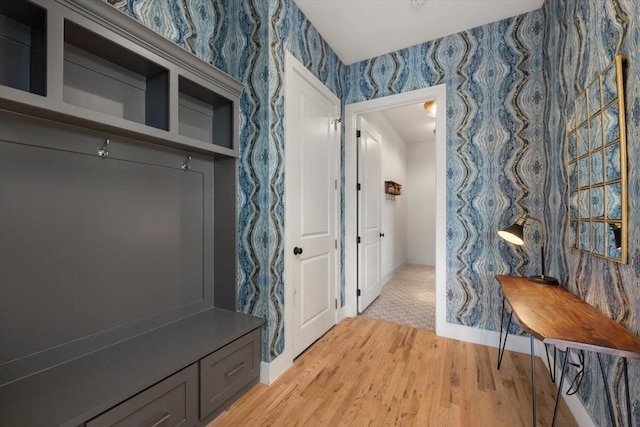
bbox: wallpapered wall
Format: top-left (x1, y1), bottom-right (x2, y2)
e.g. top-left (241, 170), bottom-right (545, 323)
top-left (544, 0), bottom-right (640, 424)
top-left (344, 11), bottom-right (547, 332)
top-left (106, 0), bottom-right (546, 351)
top-left (105, 0), bottom-right (640, 423)
top-left (105, 0), bottom-right (343, 362)
top-left (107, 0), bottom-right (545, 355)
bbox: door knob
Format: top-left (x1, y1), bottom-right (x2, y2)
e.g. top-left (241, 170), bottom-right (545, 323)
top-left (293, 247), bottom-right (303, 255)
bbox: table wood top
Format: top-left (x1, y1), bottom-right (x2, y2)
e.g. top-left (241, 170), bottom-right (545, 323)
top-left (496, 275), bottom-right (640, 359)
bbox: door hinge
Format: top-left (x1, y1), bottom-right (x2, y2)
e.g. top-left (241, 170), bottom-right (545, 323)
top-left (357, 289), bottom-right (361, 297)
top-left (335, 239), bottom-right (338, 249)
top-left (357, 183), bottom-right (361, 191)
top-left (357, 236), bottom-right (361, 244)
top-left (356, 130), bottom-right (361, 138)
top-left (335, 298), bottom-right (338, 309)
top-left (335, 179), bottom-right (338, 190)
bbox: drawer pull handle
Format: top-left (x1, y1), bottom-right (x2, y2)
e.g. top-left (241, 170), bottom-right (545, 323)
top-left (150, 412), bottom-right (170, 427)
top-left (225, 362), bottom-right (245, 378)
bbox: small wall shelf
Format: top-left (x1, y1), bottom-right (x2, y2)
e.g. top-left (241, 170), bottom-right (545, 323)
top-left (385, 181), bottom-right (402, 200)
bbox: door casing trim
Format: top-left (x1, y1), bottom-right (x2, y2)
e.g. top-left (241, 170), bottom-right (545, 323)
top-left (344, 85), bottom-right (447, 335)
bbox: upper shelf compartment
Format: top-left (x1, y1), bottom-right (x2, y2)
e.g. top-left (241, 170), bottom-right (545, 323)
top-left (179, 76), bottom-right (233, 149)
top-left (64, 20), bottom-right (169, 131)
top-left (0, 1), bottom-right (47, 96)
top-left (0, 0), bottom-right (243, 157)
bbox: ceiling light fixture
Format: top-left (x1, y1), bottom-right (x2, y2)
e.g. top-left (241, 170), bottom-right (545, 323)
top-left (423, 100), bottom-right (436, 118)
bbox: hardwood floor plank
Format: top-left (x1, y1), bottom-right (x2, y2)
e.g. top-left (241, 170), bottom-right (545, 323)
top-left (207, 316), bottom-right (578, 427)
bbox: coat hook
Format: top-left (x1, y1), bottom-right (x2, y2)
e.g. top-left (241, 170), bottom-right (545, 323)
top-left (97, 139), bottom-right (109, 158)
top-left (181, 156), bottom-right (192, 171)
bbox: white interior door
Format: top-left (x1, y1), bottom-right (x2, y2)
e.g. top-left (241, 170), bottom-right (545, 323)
top-left (357, 117), bottom-right (382, 312)
top-left (285, 53), bottom-right (339, 358)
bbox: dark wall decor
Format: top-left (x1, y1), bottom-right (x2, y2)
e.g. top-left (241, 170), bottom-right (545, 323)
top-left (567, 55), bottom-right (628, 263)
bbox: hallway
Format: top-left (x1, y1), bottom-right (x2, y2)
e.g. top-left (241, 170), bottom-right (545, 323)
top-left (361, 264), bottom-right (435, 331)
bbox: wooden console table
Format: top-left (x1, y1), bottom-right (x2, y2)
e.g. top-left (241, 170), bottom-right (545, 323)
top-left (495, 275), bottom-right (640, 427)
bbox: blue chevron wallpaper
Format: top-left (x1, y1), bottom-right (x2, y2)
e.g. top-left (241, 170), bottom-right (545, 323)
top-left (544, 1), bottom-right (640, 425)
top-left (104, 0), bottom-right (639, 424)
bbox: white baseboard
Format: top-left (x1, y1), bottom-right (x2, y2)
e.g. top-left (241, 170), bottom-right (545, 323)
top-left (381, 260), bottom-right (407, 288)
top-left (260, 352), bottom-right (292, 385)
top-left (438, 319), bottom-right (534, 355)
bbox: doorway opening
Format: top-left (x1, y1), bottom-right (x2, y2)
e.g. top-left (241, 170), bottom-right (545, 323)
top-left (344, 85), bottom-right (447, 336)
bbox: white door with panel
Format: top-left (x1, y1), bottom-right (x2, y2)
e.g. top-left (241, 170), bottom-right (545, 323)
top-left (285, 53), bottom-right (339, 358)
top-left (357, 117), bottom-right (383, 312)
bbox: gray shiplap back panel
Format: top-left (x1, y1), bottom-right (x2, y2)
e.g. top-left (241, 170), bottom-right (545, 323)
top-left (0, 112), bottom-right (214, 369)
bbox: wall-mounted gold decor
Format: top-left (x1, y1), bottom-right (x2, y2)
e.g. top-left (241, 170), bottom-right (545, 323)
top-left (566, 55), bottom-right (627, 263)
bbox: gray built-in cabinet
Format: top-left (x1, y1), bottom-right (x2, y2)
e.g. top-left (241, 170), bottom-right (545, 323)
top-left (0, 1), bottom-right (262, 426)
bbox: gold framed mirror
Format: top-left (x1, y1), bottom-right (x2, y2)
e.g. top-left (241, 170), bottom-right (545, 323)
top-left (566, 55), bottom-right (628, 263)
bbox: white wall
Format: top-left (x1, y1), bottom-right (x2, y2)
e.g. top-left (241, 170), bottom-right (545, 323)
top-left (361, 111), bottom-right (407, 280)
top-left (406, 141), bottom-right (436, 265)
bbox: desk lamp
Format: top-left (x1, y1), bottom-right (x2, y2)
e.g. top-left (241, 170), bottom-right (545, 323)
top-left (498, 214), bottom-right (559, 285)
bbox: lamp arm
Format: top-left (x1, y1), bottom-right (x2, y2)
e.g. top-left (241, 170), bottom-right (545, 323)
top-left (523, 214), bottom-right (546, 245)
top-left (523, 214), bottom-right (547, 278)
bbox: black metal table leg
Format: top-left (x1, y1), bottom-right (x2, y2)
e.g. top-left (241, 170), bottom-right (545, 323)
top-left (597, 353), bottom-right (617, 427)
top-left (623, 358), bottom-right (632, 427)
top-left (497, 297), bottom-right (513, 370)
top-left (544, 343), bottom-right (556, 383)
top-left (551, 348), bottom-right (570, 427)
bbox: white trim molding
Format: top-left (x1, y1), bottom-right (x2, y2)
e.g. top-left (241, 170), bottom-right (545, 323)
top-left (344, 85), bottom-right (447, 321)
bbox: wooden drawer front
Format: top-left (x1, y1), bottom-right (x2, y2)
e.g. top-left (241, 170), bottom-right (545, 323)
top-left (87, 364), bottom-right (198, 427)
top-left (200, 329), bottom-right (260, 419)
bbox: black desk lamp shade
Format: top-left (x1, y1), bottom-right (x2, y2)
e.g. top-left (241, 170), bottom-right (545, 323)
top-left (499, 215), bottom-right (559, 285)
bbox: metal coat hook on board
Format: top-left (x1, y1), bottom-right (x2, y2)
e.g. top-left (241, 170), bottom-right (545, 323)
top-left (181, 156), bottom-right (192, 171)
top-left (97, 139), bottom-right (109, 158)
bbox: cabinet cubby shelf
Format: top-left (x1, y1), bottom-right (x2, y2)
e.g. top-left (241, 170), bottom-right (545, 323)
top-left (0, 0), bottom-right (241, 158)
top-left (0, 1), bottom-right (47, 96)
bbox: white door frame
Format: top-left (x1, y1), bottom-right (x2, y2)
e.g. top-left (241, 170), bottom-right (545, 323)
top-left (344, 85), bottom-right (447, 335)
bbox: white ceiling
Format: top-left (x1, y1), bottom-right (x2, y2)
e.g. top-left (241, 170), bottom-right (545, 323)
top-left (293, 0), bottom-right (544, 65)
top-left (380, 101), bottom-right (436, 145)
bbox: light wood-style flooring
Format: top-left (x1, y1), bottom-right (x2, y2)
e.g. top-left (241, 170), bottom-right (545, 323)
top-left (208, 316), bottom-right (578, 426)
